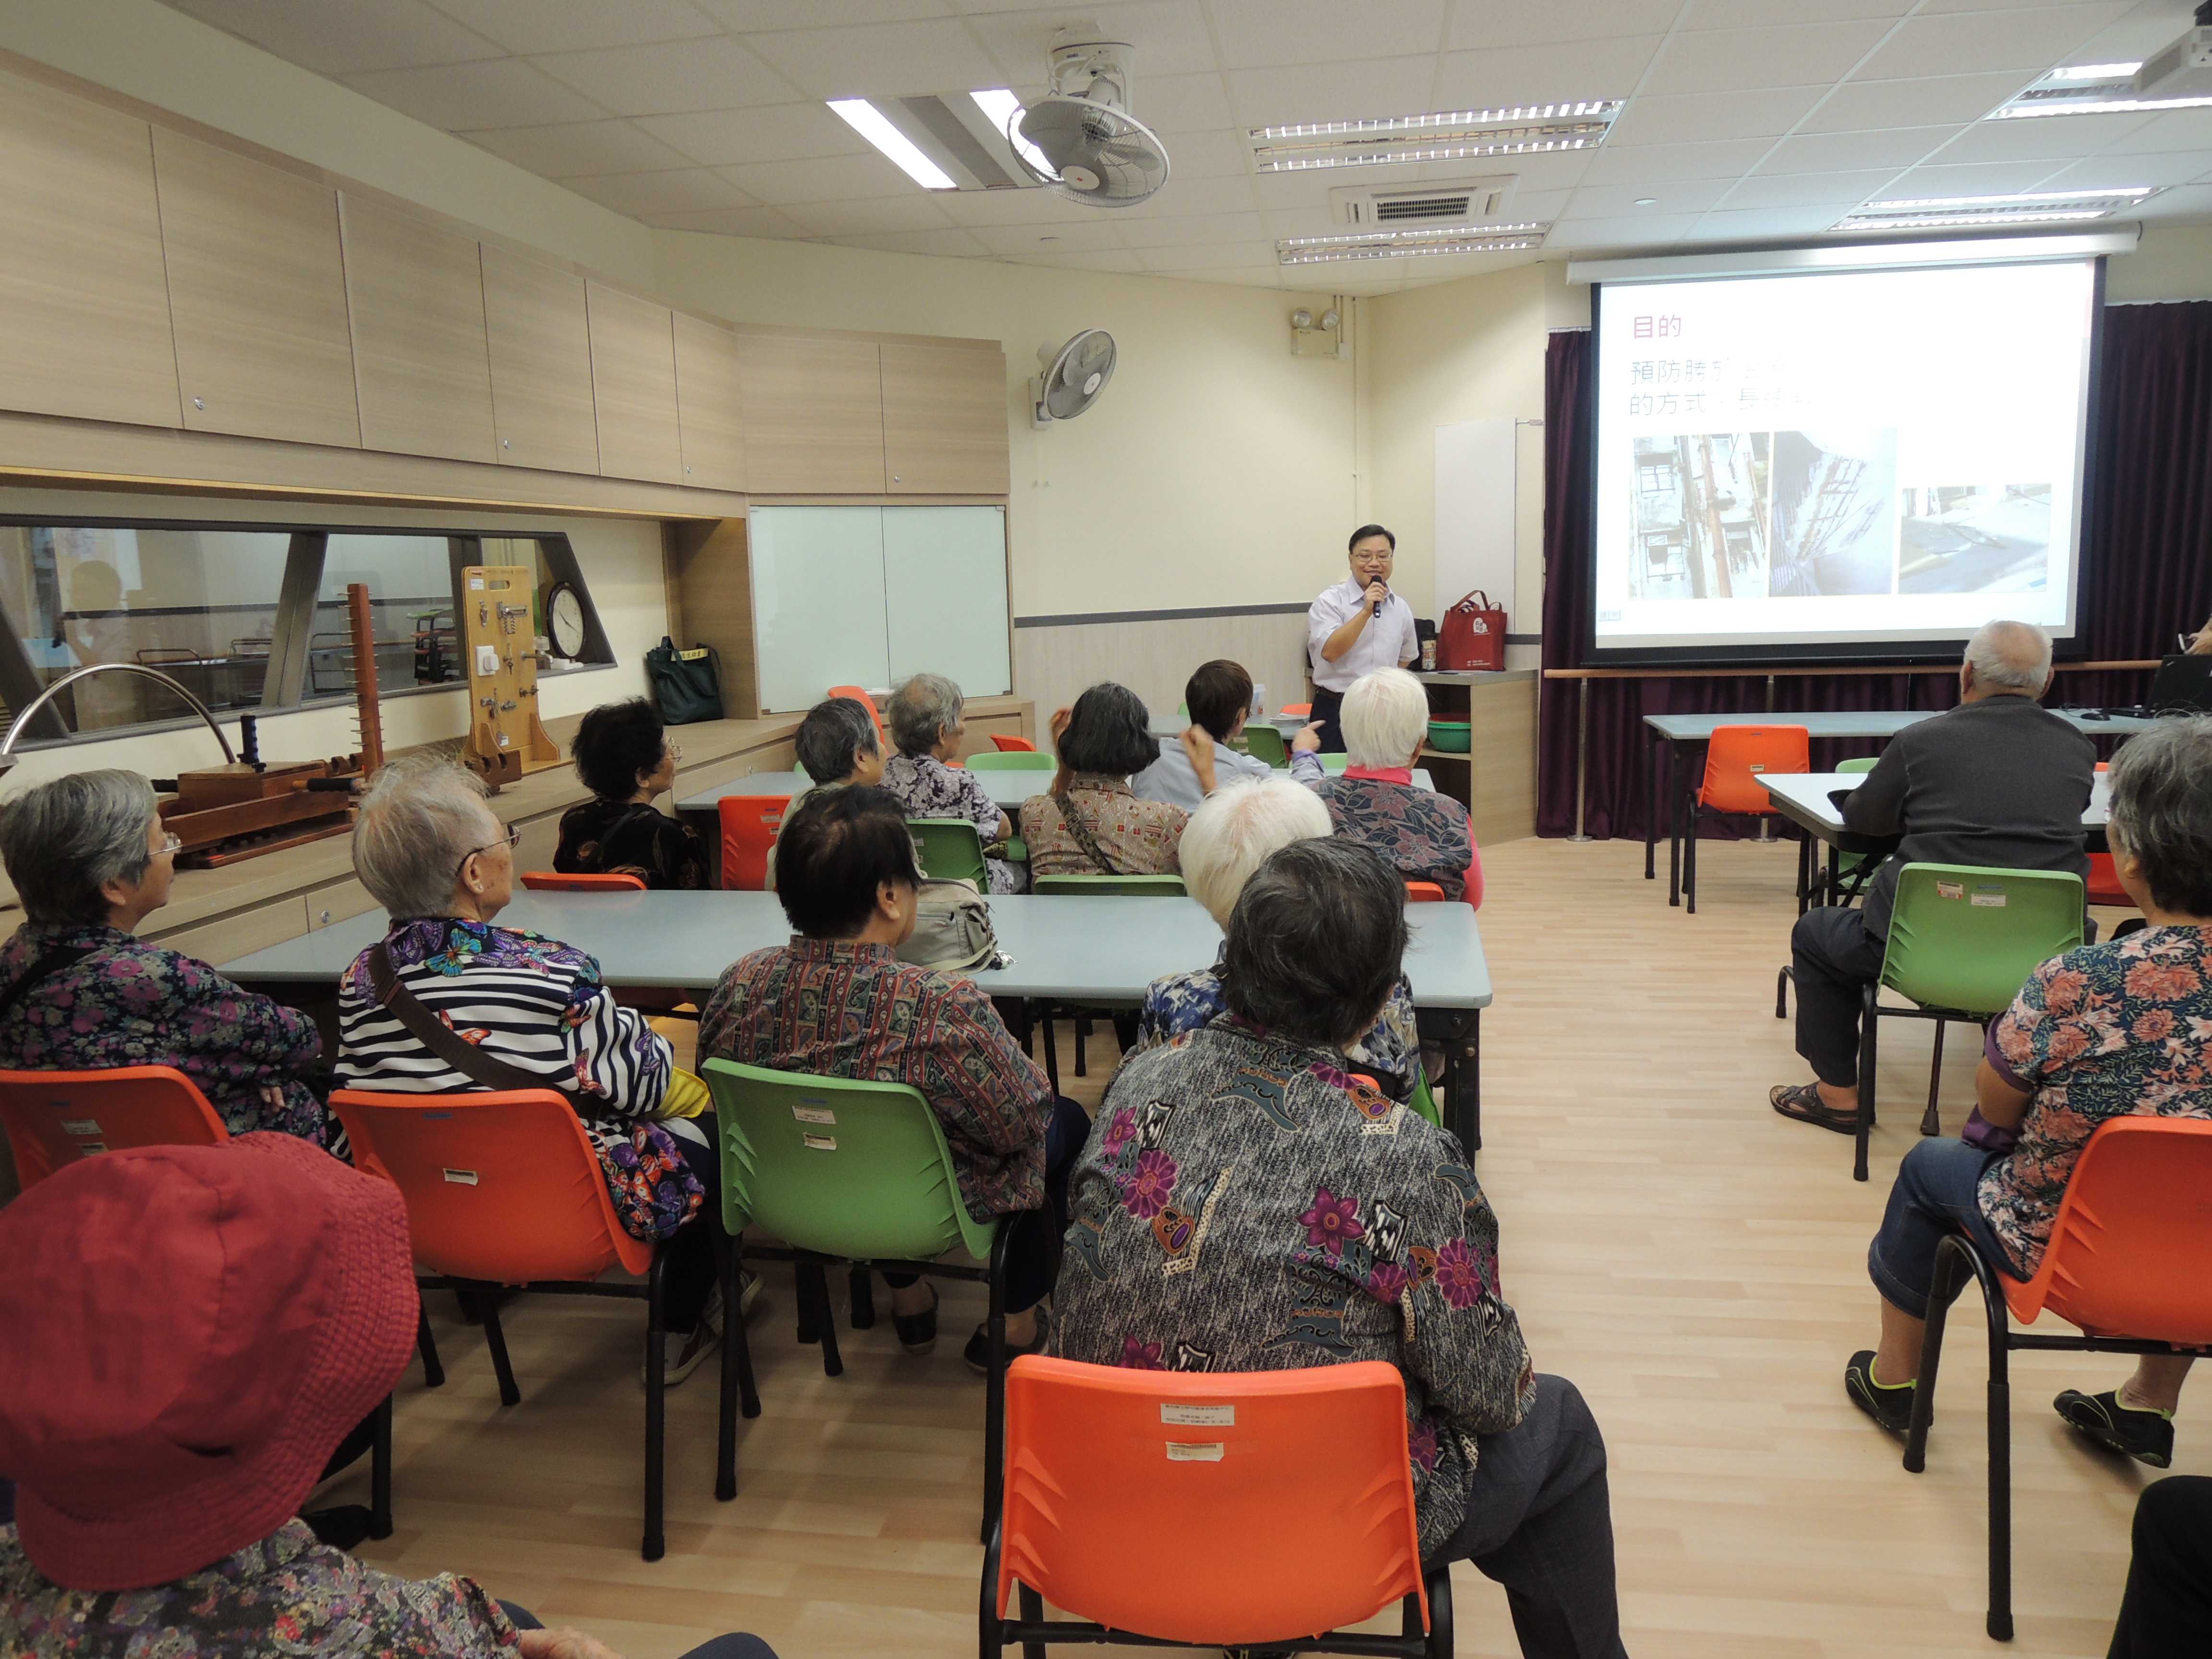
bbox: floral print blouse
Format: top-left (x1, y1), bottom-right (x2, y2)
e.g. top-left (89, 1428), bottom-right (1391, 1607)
top-left (1051, 1016), bottom-right (1534, 1560)
top-left (1981, 925), bottom-right (2212, 1275)
top-left (0, 1519), bottom-right (518, 1657)
top-left (1135, 950), bottom-right (1423, 1098)
top-left (1018, 775), bottom-right (1188, 880)
top-left (880, 753), bottom-right (1023, 894)
top-left (0, 922), bottom-right (329, 1144)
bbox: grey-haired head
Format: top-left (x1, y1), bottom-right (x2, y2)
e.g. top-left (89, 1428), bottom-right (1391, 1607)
top-left (0, 769), bottom-right (159, 926)
top-left (1222, 837), bottom-right (1407, 1049)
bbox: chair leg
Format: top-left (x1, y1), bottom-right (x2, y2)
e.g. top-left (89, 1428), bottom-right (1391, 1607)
top-left (1903, 1236), bottom-right (1963, 1474)
top-left (1684, 801), bottom-right (1699, 914)
top-left (716, 1237), bottom-right (762, 1504)
top-left (1018, 1582), bottom-right (1045, 1659)
top-left (848, 1263), bottom-right (876, 1329)
top-left (1922, 1018), bottom-right (1947, 1138)
top-left (415, 1296), bottom-right (445, 1388)
top-left (642, 1248), bottom-right (668, 1562)
top-left (1038, 1007), bottom-right (1059, 1093)
top-left (1981, 1261), bottom-right (2015, 1642)
top-left (1855, 986), bottom-right (1878, 1183)
top-left (480, 1292), bottom-right (522, 1407)
top-left (802, 1258), bottom-right (843, 1378)
top-left (981, 1226), bottom-right (1011, 1546)
top-left (368, 1394), bottom-right (394, 1540)
top-left (1775, 965), bottom-right (1791, 1021)
top-left (1074, 1017), bottom-right (1087, 1077)
top-left (1424, 1563), bottom-right (1455, 1659)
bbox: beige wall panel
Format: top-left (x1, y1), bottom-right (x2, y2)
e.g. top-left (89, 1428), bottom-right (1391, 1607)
top-left (738, 335), bottom-right (884, 493)
top-left (672, 313), bottom-right (745, 493)
top-left (481, 244), bottom-right (600, 475)
top-left (881, 342), bottom-right (1009, 495)
top-left (0, 73), bottom-right (180, 429)
top-left (664, 517), bottom-right (759, 719)
top-left (152, 128), bottom-right (360, 448)
top-left (338, 193), bottom-right (496, 465)
top-left (1012, 611), bottom-right (1310, 736)
top-left (1468, 675), bottom-right (1537, 845)
top-left (586, 282), bottom-right (683, 487)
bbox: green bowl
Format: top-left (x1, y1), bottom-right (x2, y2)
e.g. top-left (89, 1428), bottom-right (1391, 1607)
top-left (1426, 720), bottom-right (1471, 754)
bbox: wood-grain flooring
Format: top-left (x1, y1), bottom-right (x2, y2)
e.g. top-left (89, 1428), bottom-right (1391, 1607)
top-left (316, 836), bottom-right (2181, 1658)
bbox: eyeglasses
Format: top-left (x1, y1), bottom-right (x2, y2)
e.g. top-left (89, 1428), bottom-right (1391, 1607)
top-left (156, 833), bottom-right (183, 857)
top-left (454, 822), bottom-right (521, 884)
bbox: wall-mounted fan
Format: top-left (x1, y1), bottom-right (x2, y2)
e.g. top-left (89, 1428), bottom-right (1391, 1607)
top-left (1032, 330), bottom-right (1117, 428)
top-left (1004, 27), bottom-right (1169, 208)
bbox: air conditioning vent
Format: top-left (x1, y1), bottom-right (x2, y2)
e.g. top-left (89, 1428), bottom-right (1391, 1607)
top-left (1330, 175), bottom-right (1516, 227)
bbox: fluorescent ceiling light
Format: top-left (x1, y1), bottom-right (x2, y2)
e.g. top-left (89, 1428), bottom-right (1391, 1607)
top-left (1278, 222), bottom-right (1550, 264)
top-left (2049, 61), bottom-right (2142, 80)
top-left (970, 88), bottom-right (1056, 181)
top-left (829, 97), bottom-right (956, 189)
top-left (1832, 187), bottom-right (2157, 232)
top-left (1989, 64), bottom-right (2212, 118)
top-left (1250, 103), bottom-right (1618, 172)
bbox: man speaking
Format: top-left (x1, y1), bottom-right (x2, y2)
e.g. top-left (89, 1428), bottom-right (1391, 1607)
top-left (1306, 523), bottom-right (1420, 753)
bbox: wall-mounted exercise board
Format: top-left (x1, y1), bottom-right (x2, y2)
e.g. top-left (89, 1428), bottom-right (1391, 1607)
top-left (459, 563), bottom-right (558, 790)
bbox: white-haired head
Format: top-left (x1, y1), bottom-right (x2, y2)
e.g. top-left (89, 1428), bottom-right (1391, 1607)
top-left (1179, 775), bottom-right (1334, 929)
top-left (1964, 620), bottom-right (2053, 696)
top-left (1340, 667), bottom-right (1430, 771)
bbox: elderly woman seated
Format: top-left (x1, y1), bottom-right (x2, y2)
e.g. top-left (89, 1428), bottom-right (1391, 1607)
top-left (1845, 717), bottom-right (2212, 1462)
top-left (336, 756), bottom-right (733, 1384)
top-left (700, 786), bottom-right (1087, 1370)
top-left (768, 697), bottom-right (885, 889)
top-left (554, 698), bottom-right (707, 889)
top-left (1132, 659), bottom-right (1277, 809)
top-left (1134, 776), bottom-right (1422, 1099)
top-left (0, 769), bottom-right (329, 1146)
top-left (1052, 838), bottom-right (1626, 1656)
top-left (1022, 682), bottom-right (1214, 879)
top-left (878, 673), bottom-right (1025, 894)
top-left (1290, 665), bottom-right (1483, 906)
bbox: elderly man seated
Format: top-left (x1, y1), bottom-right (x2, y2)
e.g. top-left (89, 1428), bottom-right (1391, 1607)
top-left (1053, 838), bottom-right (1626, 1659)
top-left (1772, 620), bottom-right (2096, 1134)
top-left (1134, 775), bottom-right (1423, 1099)
top-left (334, 756), bottom-right (733, 1384)
top-left (700, 786), bottom-right (1087, 1370)
top-left (1845, 718), bottom-right (2211, 1459)
top-left (878, 673), bottom-right (1025, 893)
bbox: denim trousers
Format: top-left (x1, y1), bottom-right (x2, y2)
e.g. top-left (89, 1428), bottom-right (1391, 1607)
top-left (1866, 1136), bottom-right (2020, 1320)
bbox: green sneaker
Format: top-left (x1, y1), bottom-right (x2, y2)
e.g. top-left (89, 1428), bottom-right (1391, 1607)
top-left (2055, 1388), bottom-right (2174, 1468)
top-left (1845, 1350), bottom-right (1919, 1433)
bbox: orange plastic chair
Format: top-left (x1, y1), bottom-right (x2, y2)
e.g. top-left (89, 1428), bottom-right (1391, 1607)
top-left (990, 734), bottom-right (1038, 753)
top-left (1404, 881), bottom-right (1446, 902)
top-left (519, 871), bottom-right (647, 893)
top-left (2086, 765), bottom-right (2133, 907)
top-left (1281, 702), bottom-right (1312, 718)
top-left (330, 1088), bottom-right (745, 1562)
top-left (1903, 1116), bottom-right (2212, 1641)
top-left (985, 1356), bottom-right (1446, 1656)
top-left (1681, 723), bottom-right (1810, 914)
top-left (825, 685), bottom-right (884, 742)
top-left (719, 793), bottom-right (792, 891)
top-left (0, 1066), bottom-right (229, 1187)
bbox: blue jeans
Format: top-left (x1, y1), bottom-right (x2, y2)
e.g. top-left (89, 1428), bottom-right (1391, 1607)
top-left (1867, 1137), bottom-right (2023, 1320)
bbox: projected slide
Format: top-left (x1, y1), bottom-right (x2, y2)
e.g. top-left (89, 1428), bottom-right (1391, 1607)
top-left (1592, 259), bottom-right (2096, 658)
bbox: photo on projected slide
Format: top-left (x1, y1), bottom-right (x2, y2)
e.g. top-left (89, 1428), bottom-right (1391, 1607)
top-left (1628, 432), bottom-right (1770, 601)
top-left (1896, 483), bottom-right (2052, 595)
top-left (1768, 429), bottom-right (1897, 599)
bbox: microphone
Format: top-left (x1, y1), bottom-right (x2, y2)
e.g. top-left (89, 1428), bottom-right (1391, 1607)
top-left (1371, 583), bottom-right (1385, 619)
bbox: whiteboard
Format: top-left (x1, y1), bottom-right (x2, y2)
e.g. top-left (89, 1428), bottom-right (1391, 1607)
top-left (749, 506), bottom-right (890, 713)
top-left (884, 506), bottom-right (1010, 695)
top-left (1433, 418), bottom-right (1517, 627)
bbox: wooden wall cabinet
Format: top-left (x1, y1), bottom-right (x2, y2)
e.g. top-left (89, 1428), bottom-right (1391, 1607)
top-left (0, 72), bottom-right (180, 429)
top-left (481, 245), bottom-right (600, 475)
top-left (338, 194), bottom-right (497, 465)
top-left (587, 283), bottom-right (683, 486)
top-left (152, 129), bottom-right (360, 449)
top-left (882, 343), bottom-right (1009, 494)
top-left (673, 313), bottom-right (745, 493)
top-left (663, 518), bottom-right (758, 719)
top-left (738, 335), bottom-right (886, 493)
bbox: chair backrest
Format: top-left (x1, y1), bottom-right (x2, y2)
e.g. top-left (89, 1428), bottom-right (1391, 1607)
top-left (2017, 1117), bottom-right (2212, 1343)
top-left (718, 793), bottom-right (792, 892)
top-left (1032, 874), bottom-right (1188, 896)
top-left (990, 734), bottom-right (1038, 753)
top-left (1232, 724), bottom-right (1289, 767)
top-left (1837, 756), bottom-right (1879, 775)
top-left (519, 870), bottom-right (646, 893)
top-left (995, 1356), bottom-right (1425, 1645)
top-left (1409, 1070), bottom-right (1441, 1126)
top-left (908, 817), bottom-right (988, 887)
top-left (1881, 863), bottom-right (2086, 1016)
top-left (826, 685), bottom-right (885, 740)
top-left (1698, 724), bottom-right (1810, 814)
top-left (2084, 851), bottom-right (2133, 907)
top-left (1404, 881), bottom-right (1446, 903)
top-left (1280, 702), bottom-right (1312, 717)
top-left (699, 1059), bottom-right (994, 1262)
top-left (965, 750), bottom-right (1056, 771)
top-left (0, 1067), bottom-right (229, 1188)
top-left (329, 1089), bottom-right (652, 1282)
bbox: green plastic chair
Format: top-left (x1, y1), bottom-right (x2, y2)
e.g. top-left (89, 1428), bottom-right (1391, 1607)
top-left (1031, 874), bottom-right (1188, 897)
top-left (1232, 724), bottom-right (1289, 767)
top-left (909, 817), bottom-right (989, 888)
top-left (1025, 875), bottom-right (1188, 1086)
top-left (702, 1059), bottom-right (1015, 1540)
top-left (1848, 863), bottom-right (2086, 1182)
top-left (965, 751), bottom-right (1056, 771)
top-left (1409, 1070), bottom-right (1441, 1128)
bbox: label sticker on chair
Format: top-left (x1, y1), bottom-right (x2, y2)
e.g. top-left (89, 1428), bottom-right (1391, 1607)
top-left (76, 1143), bottom-right (107, 1156)
top-left (1936, 881), bottom-right (1964, 900)
top-left (1747, 763), bottom-right (1766, 773)
top-left (1161, 1403), bottom-right (1234, 1427)
top-left (803, 1133), bottom-right (838, 1151)
top-left (1165, 1441), bottom-right (1226, 1461)
top-left (442, 1168), bottom-right (479, 1185)
top-left (60, 1118), bottom-right (98, 1135)
top-left (793, 1105), bottom-right (836, 1125)
top-left (1972, 890), bottom-right (2007, 907)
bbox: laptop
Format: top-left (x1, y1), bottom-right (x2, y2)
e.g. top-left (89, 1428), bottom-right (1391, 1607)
top-left (2148, 654), bottom-right (2212, 715)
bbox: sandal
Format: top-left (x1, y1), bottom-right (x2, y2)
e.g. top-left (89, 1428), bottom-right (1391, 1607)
top-left (892, 1282), bottom-right (940, 1355)
top-left (1770, 1082), bottom-right (1862, 1136)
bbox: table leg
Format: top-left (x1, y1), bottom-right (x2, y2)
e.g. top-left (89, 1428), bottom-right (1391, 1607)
top-left (1457, 1013), bottom-right (1480, 1153)
top-left (1643, 726), bottom-right (1658, 880)
top-left (1667, 743), bottom-right (1683, 906)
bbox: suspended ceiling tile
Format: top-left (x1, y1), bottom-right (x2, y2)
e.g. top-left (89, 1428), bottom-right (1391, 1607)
top-left (1431, 36), bottom-right (1666, 109)
top-left (1567, 178), bottom-right (1741, 216)
top-left (697, 0), bottom-right (955, 27)
top-left (999, 247), bottom-right (1149, 273)
top-left (2037, 152), bottom-right (2207, 190)
top-left (1641, 20), bottom-right (1897, 97)
top-left (1926, 109), bottom-right (2155, 165)
top-left (1751, 125), bottom-right (1964, 175)
top-left (1259, 204), bottom-right (1344, 239)
top-left (1716, 167), bottom-right (1903, 209)
top-left (1148, 127), bottom-right (1254, 180)
top-left (1442, 0), bottom-right (1682, 51)
top-left (1878, 158), bottom-right (2079, 197)
top-left (970, 218), bottom-right (1129, 253)
top-left (168, 0), bottom-right (500, 75)
top-left (929, 187), bottom-right (1110, 227)
top-left (1578, 136), bottom-right (1779, 185)
top-left (745, 18), bottom-right (1008, 99)
top-left (1206, 0), bottom-right (1447, 70)
top-left (713, 150), bottom-right (924, 204)
top-left (1546, 210), bottom-right (1701, 245)
top-left (1140, 173), bottom-right (1262, 216)
top-left (1603, 86), bottom-right (1828, 145)
top-left (779, 194), bottom-right (962, 235)
top-left (637, 104), bottom-right (868, 168)
top-left (426, 0), bottom-right (720, 54)
top-left (830, 226), bottom-right (994, 255)
top-left (1794, 70), bottom-right (2031, 132)
top-left (1689, 203), bottom-right (1871, 239)
top-left (645, 204), bottom-right (814, 237)
top-left (2092, 108), bottom-right (2212, 155)
top-left (467, 119), bottom-right (697, 178)
top-left (341, 58), bottom-right (603, 131)
top-left (1134, 72), bottom-right (1239, 134)
top-left (1683, 0), bottom-right (1912, 26)
top-left (1134, 241), bottom-right (1280, 271)
top-left (1463, 150), bottom-right (1599, 193)
top-left (1853, 5), bottom-right (2132, 80)
top-left (1225, 56), bottom-right (1439, 127)
top-left (1116, 210), bottom-right (1267, 248)
top-left (529, 38), bottom-right (798, 117)
top-left (959, 3), bottom-right (1222, 80)
top-left (2133, 183), bottom-right (2212, 217)
top-left (560, 168), bottom-right (755, 216)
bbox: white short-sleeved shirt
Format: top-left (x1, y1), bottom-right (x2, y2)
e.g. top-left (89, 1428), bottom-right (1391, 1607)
top-left (1307, 578), bottom-right (1419, 694)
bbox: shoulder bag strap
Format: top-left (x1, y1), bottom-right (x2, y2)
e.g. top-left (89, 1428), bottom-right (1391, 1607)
top-left (367, 941), bottom-right (551, 1094)
top-left (1052, 792), bottom-right (1122, 875)
top-left (0, 945), bottom-right (98, 1024)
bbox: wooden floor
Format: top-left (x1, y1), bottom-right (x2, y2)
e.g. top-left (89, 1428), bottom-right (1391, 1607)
top-left (320, 835), bottom-right (2184, 1658)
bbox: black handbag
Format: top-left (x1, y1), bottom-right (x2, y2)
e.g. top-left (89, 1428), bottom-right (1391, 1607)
top-left (644, 636), bottom-right (723, 725)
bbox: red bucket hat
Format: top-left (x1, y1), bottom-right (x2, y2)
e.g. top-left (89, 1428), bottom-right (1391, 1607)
top-left (0, 1132), bottom-right (416, 1591)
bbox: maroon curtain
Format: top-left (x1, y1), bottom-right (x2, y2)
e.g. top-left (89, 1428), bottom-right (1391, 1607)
top-left (1537, 301), bottom-right (2212, 839)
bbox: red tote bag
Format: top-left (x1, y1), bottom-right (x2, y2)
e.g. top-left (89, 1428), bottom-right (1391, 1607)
top-left (1437, 590), bottom-right (1505, 672)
